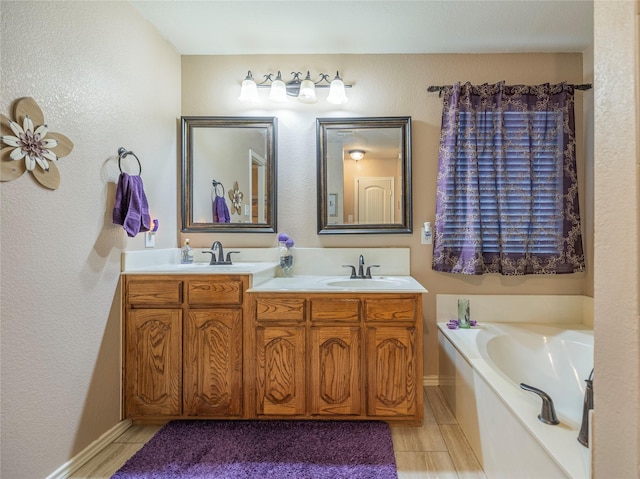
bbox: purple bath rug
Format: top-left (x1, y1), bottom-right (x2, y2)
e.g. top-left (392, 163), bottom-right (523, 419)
top-left (111, 420), bottom-right (397, 479)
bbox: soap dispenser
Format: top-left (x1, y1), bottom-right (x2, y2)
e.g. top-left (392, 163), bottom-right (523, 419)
top-left (181, 238), bottom-right (194, 264)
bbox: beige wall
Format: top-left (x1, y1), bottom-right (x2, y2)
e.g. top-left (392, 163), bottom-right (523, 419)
top-left (593, 1), bottom-right (640, 477)
top-left (0, 2), bottom-right (180, 478)
top-left (8, 3), bottom-right (636, 477)
top-left (182, 53), bottom-right (590, 380)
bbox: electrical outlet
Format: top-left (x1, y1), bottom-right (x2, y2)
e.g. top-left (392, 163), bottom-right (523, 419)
top-left (145, 232), bottom-right (155, 248)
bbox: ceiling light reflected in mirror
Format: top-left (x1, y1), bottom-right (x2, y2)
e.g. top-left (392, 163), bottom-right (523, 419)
top-left (348, 149), bottom-right (365, 161)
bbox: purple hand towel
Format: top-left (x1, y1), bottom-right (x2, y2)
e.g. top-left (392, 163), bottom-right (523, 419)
top-left (112, 172), bottom-right (131, 225)
top-left (113, 173), bottom-right (151, 237)
top-left (212, 195), bottom-right (230, 223)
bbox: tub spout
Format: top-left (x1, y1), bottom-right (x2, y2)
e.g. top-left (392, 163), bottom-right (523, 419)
top-left (520, 383), bottom-right (560, 425)
top-left (577, 368), bottom-right (594, 447)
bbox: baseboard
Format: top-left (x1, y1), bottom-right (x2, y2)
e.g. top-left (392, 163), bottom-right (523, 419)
top-left (423, 375), bottom-right (439, 386)
top-left (46, 419), bottom-right (132, 479)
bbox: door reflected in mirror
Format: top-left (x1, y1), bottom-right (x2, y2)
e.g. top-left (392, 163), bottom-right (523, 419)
top-left (317, 117), bottom-right (412, 234)
top-left (181, 117), bottom-right (277, 233)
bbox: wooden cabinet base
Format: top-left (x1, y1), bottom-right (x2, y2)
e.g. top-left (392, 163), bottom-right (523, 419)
top-left (251, 292), bottom-right (423, 424)
top-left (123, 276), bottom-right (423, 424)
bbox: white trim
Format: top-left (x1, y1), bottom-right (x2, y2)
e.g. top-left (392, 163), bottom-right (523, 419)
top-left (423, 375), bottom-right (439, 386)
top-left (46, 419), bottom-right (132, 479)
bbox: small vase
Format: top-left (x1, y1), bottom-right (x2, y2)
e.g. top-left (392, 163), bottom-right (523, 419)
top-left (457, 298), bottom-right (471, 328)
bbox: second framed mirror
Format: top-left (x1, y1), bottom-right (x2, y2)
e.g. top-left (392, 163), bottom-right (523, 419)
top-left (316, 116), bottom-right (412, 234)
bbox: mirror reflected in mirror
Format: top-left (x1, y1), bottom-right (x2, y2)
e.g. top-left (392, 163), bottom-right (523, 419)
top-left (317, 117), bottom-right (412, 234)
top-left (181, 116), bottom-right (277, 233)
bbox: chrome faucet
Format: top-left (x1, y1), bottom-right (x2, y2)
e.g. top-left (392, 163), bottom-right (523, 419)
top-left (578, 368), bottom-right (594, 447)
top-left (203, 241), bottom-right (239, 265)
top-left (342, 254), bottom-right (380, 279)
top-left (520, 383), bottom-right (560, 425)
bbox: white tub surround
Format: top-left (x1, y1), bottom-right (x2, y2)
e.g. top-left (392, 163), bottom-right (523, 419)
top-left (436, 294), bottom-right (593, 326)
top-left (439, 321), bottom-right (593, 479)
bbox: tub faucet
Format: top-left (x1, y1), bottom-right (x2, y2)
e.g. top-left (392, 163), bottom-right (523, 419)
top-left (520, 383), bottom-right (560, 425)
top-left (578, 368), bottom-right (594, 447)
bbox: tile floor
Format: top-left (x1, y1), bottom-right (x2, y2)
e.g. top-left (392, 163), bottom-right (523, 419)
top-left (69, 386), bottom-right (486, 478)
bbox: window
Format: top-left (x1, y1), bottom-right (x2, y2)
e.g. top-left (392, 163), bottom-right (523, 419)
top-left (433, 82), bottom-right (584, 275)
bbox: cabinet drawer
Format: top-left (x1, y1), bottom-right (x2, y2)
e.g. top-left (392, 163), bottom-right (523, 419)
top-left (364, 298), bottom-right (415, 321)
top-left (310, 299), bottom-right (359, 322)
top-left (127, 280), bottom-right (182, 306)
top-left (187, 278), bottom-right (243, 305)
top-left (256, 298), bottom-right (305, 321)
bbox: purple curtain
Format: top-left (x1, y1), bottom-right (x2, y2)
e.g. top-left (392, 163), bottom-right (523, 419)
top-left (432, 82), bottom-right (585, 275)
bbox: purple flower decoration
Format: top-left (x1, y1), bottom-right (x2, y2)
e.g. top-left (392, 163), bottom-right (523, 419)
top-left (278, 233), bottom-right (289, 242)
top-left (285, 239), bottom-right (294, 248)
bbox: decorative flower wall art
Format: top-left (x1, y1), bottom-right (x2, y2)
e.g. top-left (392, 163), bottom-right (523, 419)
top-left (228, 180), bottom-right (244, 215)
top-left (0, 97), bottom-right (74, 190)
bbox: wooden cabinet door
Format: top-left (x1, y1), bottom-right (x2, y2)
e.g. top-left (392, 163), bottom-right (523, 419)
top-left (184, 309), bottom-right (243, 416)
top-left (256, 326), bottom-right (305, 416)
top-left (125, 309), bottom-right (182, 417)
top-left (310, 326), bottom-right (361, 415)
top-left (366, 325), bottom-right (418, 417)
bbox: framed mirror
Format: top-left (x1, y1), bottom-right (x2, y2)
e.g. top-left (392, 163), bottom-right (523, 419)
top-left (181, 116), bottom-right (277, 233)
top-left (316, 117), bottom-right (412, 234)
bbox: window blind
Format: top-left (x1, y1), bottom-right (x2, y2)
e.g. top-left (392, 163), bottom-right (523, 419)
top-left (441, 110), bottom-right (564, 255)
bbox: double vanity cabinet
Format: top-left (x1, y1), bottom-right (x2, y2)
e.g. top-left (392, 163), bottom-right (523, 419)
top-left (122, 269), bottom-right (424, 425)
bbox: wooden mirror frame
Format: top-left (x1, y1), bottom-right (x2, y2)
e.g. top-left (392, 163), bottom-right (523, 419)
top-left (180, 116), bottom-right (277, 233)
top-left (316, 116), bottom-right (412, 234)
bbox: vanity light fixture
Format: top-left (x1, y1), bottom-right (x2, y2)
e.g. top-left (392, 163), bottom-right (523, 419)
top-left (238, 70), bottom-right (352, 105)
top-left (349, 149), bottom-right (365, 161)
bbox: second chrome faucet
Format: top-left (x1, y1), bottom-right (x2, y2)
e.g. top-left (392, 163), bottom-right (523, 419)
top-left (343, 254), bottom-right (380, 279)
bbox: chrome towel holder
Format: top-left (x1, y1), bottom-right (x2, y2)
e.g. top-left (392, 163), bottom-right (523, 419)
top-left (118, 147), bottom-right (142, 175)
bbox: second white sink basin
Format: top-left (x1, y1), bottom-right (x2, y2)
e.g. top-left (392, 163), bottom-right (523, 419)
top-left (323, 278), bottom-right (403, 289)
top-left (247, 275), bottom-right (427, 293)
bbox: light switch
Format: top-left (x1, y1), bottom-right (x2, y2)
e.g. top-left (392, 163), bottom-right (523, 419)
top-left (145, 231), bottom-right (155, 248)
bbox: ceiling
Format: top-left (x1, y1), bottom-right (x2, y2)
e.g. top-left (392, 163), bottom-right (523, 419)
top-left (131, 1), bottom-right (593, 56)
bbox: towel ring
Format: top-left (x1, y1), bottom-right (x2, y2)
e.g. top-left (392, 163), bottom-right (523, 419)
top-left (118, 147), bottom-right (142, 175)
top-left (212, 180), bottom-right (225, 197)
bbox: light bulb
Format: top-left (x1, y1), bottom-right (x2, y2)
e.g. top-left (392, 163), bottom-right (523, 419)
top-left (297, 71), bottom-right (317, 104)
top-left (326, 71), bottom-right (348, 105)
top-left (269, 71), bottom-right (287, 102)
top-left (238, 71), bottom-right (259, 103)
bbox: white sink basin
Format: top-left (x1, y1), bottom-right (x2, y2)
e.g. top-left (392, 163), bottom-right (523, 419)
top-left (171, 262), bottom-right (257, 272)
top-left (125, 262), bottom-right (281, 274)
top-left (323, 278), bottom-right (404, 289)
top-left (174, 262), bottom-right (256, 269)
top-left (248, 275), bottom-right (427, 293)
